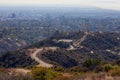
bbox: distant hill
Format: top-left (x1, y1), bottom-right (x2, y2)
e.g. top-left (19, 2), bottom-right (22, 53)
top-left (0, 6), bottom-right (120, 18)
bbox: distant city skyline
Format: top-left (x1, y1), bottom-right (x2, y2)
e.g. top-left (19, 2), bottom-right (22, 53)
top-left (0, 0), bottom-right (120, 10)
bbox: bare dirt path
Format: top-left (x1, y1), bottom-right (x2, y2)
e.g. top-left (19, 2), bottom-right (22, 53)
top-left (30, 48), bottom-right (53, 68)
top-left (74, 31), bottom-right (89, 47)
top-left (67, 32), bottom-right (89, 50)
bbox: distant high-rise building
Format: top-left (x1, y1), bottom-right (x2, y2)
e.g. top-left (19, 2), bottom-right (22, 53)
top-left (11, 13), bottom-right (16, 18)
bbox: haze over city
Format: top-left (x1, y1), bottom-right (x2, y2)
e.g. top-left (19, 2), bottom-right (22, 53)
top-left (0, 0), bottom-right (120, 10)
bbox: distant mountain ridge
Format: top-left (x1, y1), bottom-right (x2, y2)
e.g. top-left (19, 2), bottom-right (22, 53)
top-left (0, 6), bottom-right (120, 19)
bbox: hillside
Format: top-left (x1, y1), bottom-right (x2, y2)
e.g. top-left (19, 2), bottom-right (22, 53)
top-left (0, 49), bottom-right (37, 68)
top-left (39, 31), bottom-right (120, 67)
top-left (0, 31), bottom-right (119, 68)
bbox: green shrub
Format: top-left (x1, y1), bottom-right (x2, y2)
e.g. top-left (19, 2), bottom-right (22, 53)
top-left (31, 67), bottom-right (61, 80)
top-left (102, 64), bottom-right (113, 72)
top-left (83, 59), bottom-right (101, 68)
top-left (52, 66), bottom-right (65, 72)
top-left (109, 66), bottom-right (120, 76)
top-left (82, 59), bottom-right (101, 72)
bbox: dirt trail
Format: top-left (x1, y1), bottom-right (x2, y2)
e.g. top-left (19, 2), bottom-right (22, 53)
top-left (67, 45), bottom-right (75, 50)
top-left (13, 68), bottom-right (30, 74)
top-left (9, 47), bottom-right (56, 75)
top-left (30, 48), bottom-right (53, 68)
top-left (68, 32), bottom-right (89, 50)
top-left (8, 68), bottom-right (30, 75)
top-left (74, 31), bottom-right (89, 47)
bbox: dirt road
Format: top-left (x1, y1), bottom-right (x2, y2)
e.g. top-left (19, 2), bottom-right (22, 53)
top-left (30, 48), bottom-right (53, 68)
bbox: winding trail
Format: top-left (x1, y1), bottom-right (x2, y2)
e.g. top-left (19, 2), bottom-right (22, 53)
top-left (74, 32), bottom-right (89, 47)
top-left (67, 32), bottom-right (89, 50)
top-left (30, 48), bottom-right (53, 68)
top-left (30, 32), bottom-right (89, 67)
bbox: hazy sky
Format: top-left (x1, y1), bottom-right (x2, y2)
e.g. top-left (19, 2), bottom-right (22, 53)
top-left (0, 0), bottom-right (120, 10)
